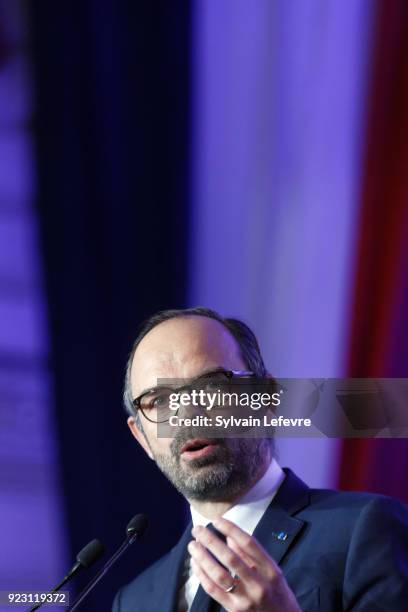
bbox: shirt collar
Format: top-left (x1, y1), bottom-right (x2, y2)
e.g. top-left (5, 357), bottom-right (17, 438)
top-left (190, 457), bottom-right (285, 535)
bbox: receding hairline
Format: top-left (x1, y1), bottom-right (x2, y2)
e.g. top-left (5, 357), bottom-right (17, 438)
top-left (131, 313), bottom-right (240, 360)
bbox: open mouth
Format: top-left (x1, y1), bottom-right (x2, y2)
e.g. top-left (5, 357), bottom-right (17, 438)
top-left (180, 438), bottom-right (218, 460)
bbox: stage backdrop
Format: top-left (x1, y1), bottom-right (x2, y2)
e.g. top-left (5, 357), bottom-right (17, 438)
top-left (0, 1), bottom-right (407, 609)
top-left (30, 1), bottom-right (191, 609)
top-left (0, 1), bottom-right (68, 598)
top-left (189, 0), bottom-right (376, 487)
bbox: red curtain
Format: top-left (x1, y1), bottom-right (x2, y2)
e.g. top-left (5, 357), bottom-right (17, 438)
top-left (338, 0), bottom-right (408, 504)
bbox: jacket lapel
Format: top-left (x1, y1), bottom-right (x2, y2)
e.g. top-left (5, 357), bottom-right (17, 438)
top-left (252, 467), bottom-right (310, 565)
top-left (154, 520), bottom-right (193, 612)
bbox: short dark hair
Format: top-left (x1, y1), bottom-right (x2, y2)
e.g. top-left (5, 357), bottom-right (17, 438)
top-left (123, 306), bottom-right (268, 419)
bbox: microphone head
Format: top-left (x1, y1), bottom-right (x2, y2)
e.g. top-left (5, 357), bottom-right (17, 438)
top-left (76, 538), bottom-right (105, 568)
top-left (126, 514), bottom-right (149, 539)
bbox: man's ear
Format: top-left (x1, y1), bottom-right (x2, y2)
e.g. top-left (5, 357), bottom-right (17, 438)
top-left (127, 416), bottom-right (154, 460)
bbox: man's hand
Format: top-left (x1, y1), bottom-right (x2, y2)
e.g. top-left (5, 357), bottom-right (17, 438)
top-left (188, 517), bottom-right (301, 612)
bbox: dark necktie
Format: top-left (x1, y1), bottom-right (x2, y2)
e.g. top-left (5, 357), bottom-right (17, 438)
top-left (189, 523), bottom-right (227, 612)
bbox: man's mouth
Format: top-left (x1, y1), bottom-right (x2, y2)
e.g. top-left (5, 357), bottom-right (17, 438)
top-left (180, 438), bottom-right (218, 461)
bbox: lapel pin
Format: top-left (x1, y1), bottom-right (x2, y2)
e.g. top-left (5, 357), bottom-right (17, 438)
top-left (271, 531), bottom-right (288, 541)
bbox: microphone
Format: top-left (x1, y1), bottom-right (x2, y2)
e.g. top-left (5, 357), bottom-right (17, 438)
top-left (67, 513), bottom-right (149, 611)
top-left (28, 539), bottom-right (105, 611)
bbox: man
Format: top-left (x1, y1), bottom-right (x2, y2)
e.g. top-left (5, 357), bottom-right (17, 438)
top-left (112, 307), bottom-right (408, 611)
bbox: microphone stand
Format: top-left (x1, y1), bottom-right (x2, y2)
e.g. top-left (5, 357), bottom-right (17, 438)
top-left (67, 532), bottom-right (139, 611)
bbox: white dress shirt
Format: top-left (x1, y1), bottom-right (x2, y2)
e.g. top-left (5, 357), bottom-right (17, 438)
top-left (178, 458), bottom-right (285, 611)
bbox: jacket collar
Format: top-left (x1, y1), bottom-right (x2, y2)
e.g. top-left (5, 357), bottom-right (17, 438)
top-left (252, 467), bottom-right (310, 565)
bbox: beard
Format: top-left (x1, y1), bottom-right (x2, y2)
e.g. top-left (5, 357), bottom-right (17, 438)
top-left (149, 426), bottom-right (272, 502)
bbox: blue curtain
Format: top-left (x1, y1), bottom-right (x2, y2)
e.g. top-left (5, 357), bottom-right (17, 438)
top-left (31, 1), bottom-right (191, 607)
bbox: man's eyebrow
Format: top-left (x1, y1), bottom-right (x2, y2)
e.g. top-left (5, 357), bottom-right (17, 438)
top-left (195, 366), bottom-right (227, 377)
top-left (135, 382), bottom-right (171, 399)
top-left (136, 366), bottom-right (228, 398)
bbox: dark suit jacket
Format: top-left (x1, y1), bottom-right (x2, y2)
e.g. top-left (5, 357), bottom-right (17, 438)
top-left (112, 468), bottom-right (408, 611)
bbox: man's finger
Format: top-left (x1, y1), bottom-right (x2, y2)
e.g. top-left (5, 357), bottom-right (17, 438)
top-left (190, 557), bottom-right (235, 609)
top-left (188, 540), bottom-right (237, 591)
top-left (214, 517), bottom-right (281, 576)
top-left (226, 537), bottom-right (258, 570)
top-left (191, 525), bottom-right (254, 582)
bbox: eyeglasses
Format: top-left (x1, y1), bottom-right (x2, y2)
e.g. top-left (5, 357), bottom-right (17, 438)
top-left (132, 368), bottom-right (256, 423)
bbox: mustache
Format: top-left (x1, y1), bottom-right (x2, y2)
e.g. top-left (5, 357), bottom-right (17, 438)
top-left (170, 426), bottom-right (226, 458)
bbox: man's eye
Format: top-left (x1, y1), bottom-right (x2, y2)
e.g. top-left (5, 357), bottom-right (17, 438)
top-left (205, 380), bottom-right (221, 391)
top-left (152, 395), bottom-right (168, 408)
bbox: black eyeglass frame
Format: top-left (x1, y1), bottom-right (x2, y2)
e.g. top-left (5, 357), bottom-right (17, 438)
top-left (131, 369), bottom-right (256, 423)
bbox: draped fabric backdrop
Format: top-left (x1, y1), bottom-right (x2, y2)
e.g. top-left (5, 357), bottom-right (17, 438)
top-left (0, 0), bottom-right (407, 607)
top-left (189, 0), bottom-right (375, 486)
top-left (29, 2), bottom-right (191, 608)
top-left (340, 0), bottom-right (408, 504)
top-left (0, 0), bottom-right (68, 597)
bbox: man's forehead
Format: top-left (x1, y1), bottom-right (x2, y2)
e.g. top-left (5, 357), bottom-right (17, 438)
top-left (135, 316), bottom-right (238, 356)
top-left (130, 316), bottom-right (243, 393)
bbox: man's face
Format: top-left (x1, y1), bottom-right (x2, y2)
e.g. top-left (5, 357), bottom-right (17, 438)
top-left (127, 316), bottom-right (271, 503)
